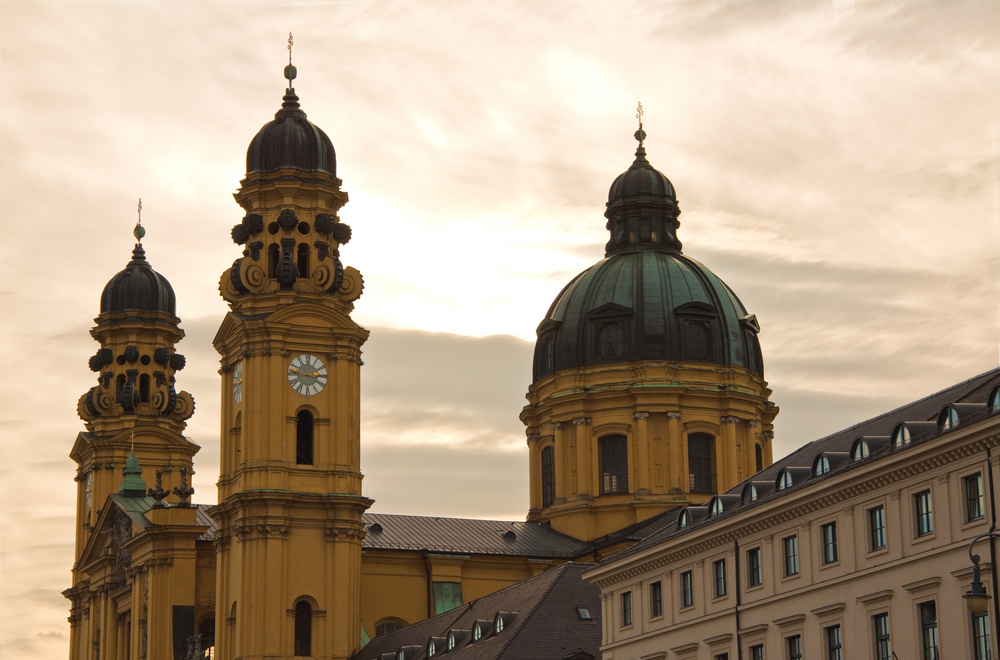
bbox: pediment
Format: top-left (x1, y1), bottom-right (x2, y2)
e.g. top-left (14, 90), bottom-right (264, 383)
top-left (587, 303), bottom-right (633, 320)
top-left (267, 300), bottom-right (359, 330)
top-left (78, 498), bottom-right (143, 575)
top-left (673, 301), bottom-right (718, 317)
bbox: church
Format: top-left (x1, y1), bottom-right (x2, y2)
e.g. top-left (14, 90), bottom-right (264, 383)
top-left (64, 56), bottom-right (784, 660)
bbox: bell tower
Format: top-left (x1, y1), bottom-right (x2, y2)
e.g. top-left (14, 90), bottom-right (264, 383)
top-left (211, 49), bottom-right (371, 660)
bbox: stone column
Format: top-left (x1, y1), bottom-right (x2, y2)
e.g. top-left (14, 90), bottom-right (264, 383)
top-left (552, 422), bottom-right (566, 504)
top-left (721, 416), bottom-right (740, 491)
top-left (573, 417), bottom-right (592, 499)
top-left (634, 412), bottom-right (651, 494)
top-left (527, 432), bottom-right (541, 513)
top-left (667, 412), bottom-right (683, 493)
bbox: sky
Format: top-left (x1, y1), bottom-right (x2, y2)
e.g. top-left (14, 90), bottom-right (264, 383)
top-left (1, 0), bottom-right (999, 656)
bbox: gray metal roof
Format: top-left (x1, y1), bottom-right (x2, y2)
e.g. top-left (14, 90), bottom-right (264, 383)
top-left (361, 513), bottom-right (587, 558)
top-left (353, 563), bottom-right (600, 660)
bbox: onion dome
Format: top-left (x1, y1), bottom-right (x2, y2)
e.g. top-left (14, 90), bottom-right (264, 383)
top-left (245, 64), bottom-right (336, 175)
top-left (532, 118), bottom-right (763, 382)
top-left (100, 227), bottom-right (176, 316)
top-left (118, 452), bottom-right (147, 498)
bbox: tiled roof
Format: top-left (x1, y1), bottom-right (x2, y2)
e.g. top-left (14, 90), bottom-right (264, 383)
top-left (361, 513), bottom-right (588, 557)
top-left (604, 367), bottom-right (1000, 562)
top-left (353, 563), bottom-right (600, 660)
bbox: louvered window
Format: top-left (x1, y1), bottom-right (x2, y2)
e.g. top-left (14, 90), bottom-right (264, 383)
top-left (600, 435), bottom-right (629, 494)
top-left (596, 323), bottom-right (626, 362)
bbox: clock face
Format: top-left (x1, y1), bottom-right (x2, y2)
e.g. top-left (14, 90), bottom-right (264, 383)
top-left (233, 361), bottom-right (244, 403)
top-left (287, 354), bottom-right (328, 396)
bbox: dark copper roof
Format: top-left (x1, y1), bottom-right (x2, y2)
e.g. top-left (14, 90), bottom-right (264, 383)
top-left (246, 87), bottom-right (336, 175)
top-left (353, 563), bottom-right (600, 660)
top-left (533, 251), bottom-right (763, 380)
top-left (99, 244), bottom-right (176, 316)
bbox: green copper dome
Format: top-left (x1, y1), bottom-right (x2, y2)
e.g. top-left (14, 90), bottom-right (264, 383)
top-left (532, 138), bottom-right (763, 382)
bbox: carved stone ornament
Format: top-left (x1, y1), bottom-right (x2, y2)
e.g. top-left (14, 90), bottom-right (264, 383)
top-left (325, 527), bottom-right (366, 542)
top-left (314, 213), bottom-right (335, 234)
top-left (667, 411), bottom-right (682, 420)
top-left (551, 422), bottom-right (563, 431)
top-left (277, 209), bottom-right (298, 230)
top-left (634, 411), bottom-right (650, 420)
top-left (722, 415), bottom-right (740, 424)
top-left (572, 417), bottom-right (591, 426)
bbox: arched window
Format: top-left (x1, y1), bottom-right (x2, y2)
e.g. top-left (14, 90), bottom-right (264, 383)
top-left (294, 601), bottom-right (311, 657)
top-left (678, 509), bottom-right (691, 528)
top-left (296, 411), bottom-right (314, 465)
top-left (688, 433), bottom-right (715, 493)
top-left (268, 244), bottom-right (280, 278)
top-left (198, 617), bottom-right (215, 659)
top-left (755, 443), bottom-right (763, 473)
top-left (599, 435), bottom-right (628, 494)
top-left (375, 619), bottom-right (403, 637)
top-left (814, 455), bottom-right (830, 476)
top-left (777, 469), bottom-right (794, 490)
top-left (540, 446), bottom-right (555, 507)
top-left (742, 484), bottom-right (757, 505)
top-left (139, 374), bottom-right (150, 403)
top-left (297, 243), bottom-right (310, 279)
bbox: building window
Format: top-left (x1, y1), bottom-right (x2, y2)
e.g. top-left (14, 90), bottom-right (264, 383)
top-left (715, 655), bottom-right (729, 660)
top-left (688, 433), bottom-right (716, 493)
top-left (821, 522), bottom-right (838, 564)
top-left (621, 591), bottom-right (632, 627)
top-left (681, 570), bottom-right (694, 608)
top-left (713, 559), bottom-right (727, 598)
top-left (296, 410), bottom-right (314, 465)
top-left (599, 435), bottom-right (629, 495)
top-left (541, 446), bottom-right (555, 507)
top-left (873, 612), bottom-right (891, 660)
top-left (973, 612), bottom-right (992, 660)
top-left (595, 322), bottom-right (626, 362)
top-left (869, 505), bottom-right (886, 551)
top-left (650, 581), bottom-right (662, 618)
top-left (915, 490), bottom-right (934, 536)
top-left (966, 473), bottom-right (985, 522)
top-left (920, 601), bottom-right (939, 660)
top-left (814, 455), bottom-right (830, 476)
top-left (268, 243), bottom-right (280, 278)
top-left (297, 243), bottom-right (309, 279)
top-left (294, 601), bottom-right (312, 657)
top-left (783, 535), bottom-right (799, 576)
top-left (787, 635), bottom-right (802, 660)
top-left (375, 620), bottom-right (401, 637)
top-left (683, 320), bottom-right (713, 361)
top-left (755, 443), bottom-right (763, 472)
top-left (747, 547), bottom-right (762, 588)
top-left (432, 582), bottom-right (463, 615)
top-left (749, 644), bottom-right (764, 660)
top-left (826, 625), bottom-right (842, 660)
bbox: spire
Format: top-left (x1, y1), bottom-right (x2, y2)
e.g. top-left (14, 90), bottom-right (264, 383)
top-left (118, 451), bottom-right (148, 497)
top-left (631, 102), bottom-right (650, 166)
top-left (276, 33), bottom-right (305, 119)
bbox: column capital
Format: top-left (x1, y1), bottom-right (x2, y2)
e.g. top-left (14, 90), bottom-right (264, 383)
top-left (526, 432), bottom-right (540, 444)
top-left (762, 431), bottom-right (774, 440)
top-left (551, 421), bottom-right (563, 431)
top-left (746, 420), bottom-right (760, 429)
top-left (666, 411), bottom-right (682, 420)
top-left (633, 411), bottom-right (650, 420)
top-left (572, 417), bottom-right (591, 426)
top-left (721, 415), bottom-right (741, 425)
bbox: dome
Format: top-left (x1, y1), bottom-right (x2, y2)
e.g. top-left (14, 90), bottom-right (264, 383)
top-left (533, 132), bottom-right (763, 382)
top-left (100, 244), bottom-right (176, 316)
top-left (246, 88), bottom-right (336, 176)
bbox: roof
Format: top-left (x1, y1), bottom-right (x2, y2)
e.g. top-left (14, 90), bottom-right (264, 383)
top-left (107, 495), bottom-right (216, 542)
top-left (361, 513), bottom-right (587, 558)
top-left (353, 563), bottom-right (601, 660)
top-left (603, 367), bottom-right (1000, 562)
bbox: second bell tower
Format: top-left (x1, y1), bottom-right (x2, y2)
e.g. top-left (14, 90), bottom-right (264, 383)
top-left (210, 55), bottom-right (371, 660)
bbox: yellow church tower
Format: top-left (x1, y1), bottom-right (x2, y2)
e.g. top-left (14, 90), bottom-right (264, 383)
top-left (521, 111), bottom-right (778, 541)
top-left (211, 52), bottom-right (371, 660)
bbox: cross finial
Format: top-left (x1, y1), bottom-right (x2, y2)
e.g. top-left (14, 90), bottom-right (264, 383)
top-left (284, 33), bottom-right (297, 86)
top-left (634, 102), bottom-right (646, 146)
top-left (134, 198), bottom-right (145, 242)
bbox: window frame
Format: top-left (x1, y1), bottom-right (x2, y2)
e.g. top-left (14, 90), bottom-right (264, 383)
top-left (826, 624), bottom-right (843, 660)
top-left (821, 521), bottom-right (838, 565)
top-left (786, 634), bottom-right (802, 660)
top-left (919, 600), bottom-right (940, 660)
top-left (965, 473), bottom-right (986, 523)
top-left (599, 435), bottom-right (630, 495)
top-left (540, 445), bottom-right (555, 508)
top-left (782, 535), bottom-right (799, 577)
top-left (972, 611), bottom-right (992, 660)
top-left (746, 547), bottom-right (763, 589)
top-left (873, 612), bottom-right (891, 660)
top-left (649, 580), bottom-right (662, 619)
top-left (680, 570), bottom-right (694, 609)
top-left (749, 643), bottom-right (764, 660)
top-left (868, 505), bottom-right (887, 553)
top-left (620, 590), bottom-right (633, 628)
top-left (713, 558), bottom-right (727, 599)
top-left (914, 489), bottom-right (934, 537)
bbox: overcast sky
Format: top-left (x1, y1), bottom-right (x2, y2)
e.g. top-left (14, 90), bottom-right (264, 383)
top-left (2, 0), bottom-right (999, 656)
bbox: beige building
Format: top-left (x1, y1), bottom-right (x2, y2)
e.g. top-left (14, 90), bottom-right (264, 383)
top-left (584, 371), bottom-right (1000, 660)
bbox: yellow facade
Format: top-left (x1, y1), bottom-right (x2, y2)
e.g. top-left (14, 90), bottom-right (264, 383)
top-left (522, 360), bottom-right (776, 540)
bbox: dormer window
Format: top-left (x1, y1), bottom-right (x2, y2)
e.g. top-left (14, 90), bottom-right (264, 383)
top-left (991, 386), bottom-right (1000, 411)
top-left (777, 469), bottom-right (793, 491)
top-left (596, 322), bottom-right (626, 362)
top-left (852, 440), bottom-right (869, 461)
top-left (814, 455), bottom-right (830, 476)
top-left (710, 497), bottom-right (724, 516)
top-left (678, 509), bottom-right (691, 528)
top-left (494, 611), bottom-right (516, 634)
top-left (576, 606), bottom-right (592, 621)
top-left (939, 406), bottom-right (960, 430)
top-left (893, 425), bottom-right (910, 448)
top-left (471, 620), bottom-right (491, 642)
top-left (426, 637), bottom-right (446, 657)
top-left (742, 484), bottom-right (757, 504)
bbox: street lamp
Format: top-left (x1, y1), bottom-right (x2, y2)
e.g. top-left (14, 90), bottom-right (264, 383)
top-left (964, 532), bottom-right (1000, 615)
